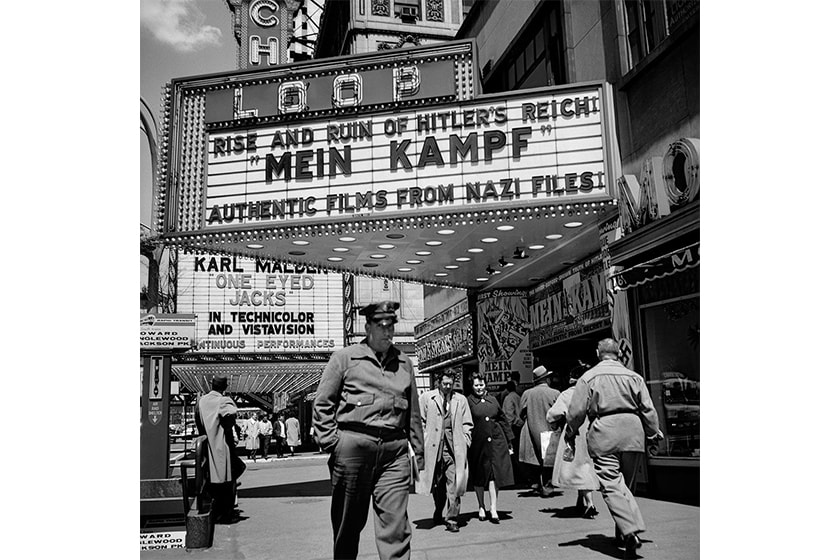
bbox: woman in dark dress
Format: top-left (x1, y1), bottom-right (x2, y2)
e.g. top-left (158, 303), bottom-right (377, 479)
top-left (467, 374), bottom-right (515, 523)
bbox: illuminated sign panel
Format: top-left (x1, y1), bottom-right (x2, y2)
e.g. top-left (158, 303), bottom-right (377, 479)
top-left (204, 60), bottom-right (457, 123)
top-left (176, 252), bottom-right (344, 353)
top-left (204, 86), bottom-right (609, 228)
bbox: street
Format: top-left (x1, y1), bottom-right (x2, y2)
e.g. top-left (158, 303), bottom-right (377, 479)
top-left (143, 452), bottom-right (699, 560)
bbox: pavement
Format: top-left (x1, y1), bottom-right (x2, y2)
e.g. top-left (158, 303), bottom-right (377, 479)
top-left (141, 451), bottom-right (699, 560)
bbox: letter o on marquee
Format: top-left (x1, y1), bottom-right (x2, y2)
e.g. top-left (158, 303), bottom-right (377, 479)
top-left (663, 137), bottom-right (700, 207)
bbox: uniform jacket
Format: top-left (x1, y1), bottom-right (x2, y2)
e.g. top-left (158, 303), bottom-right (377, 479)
top-left (416, 389), bottom-right (473, 496)
top-left (312, 339), bottom-right (425, 468)
top-left (196, 390), bottom-right (238, 484)
top-left (519, 382), bottom-right (561, 466)
top-left (567, 359), bottom-right (660, 457)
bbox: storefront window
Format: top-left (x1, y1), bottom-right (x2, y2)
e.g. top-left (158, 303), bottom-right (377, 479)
top-left (640, 295), bottom-right (699, 459)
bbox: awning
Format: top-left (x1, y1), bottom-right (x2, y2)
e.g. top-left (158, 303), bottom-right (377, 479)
top-left (610, 242), bottom-right (699, 291)
top-left (171, 362), bottom-right (326, 395)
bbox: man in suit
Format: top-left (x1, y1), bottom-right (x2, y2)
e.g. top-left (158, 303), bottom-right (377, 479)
top-left (416, 370), bottom-right (473, 533)
top-left (519, 365), bottom-right (560, 498)
top-left (313, 301), bottom-right (425, 560)
top-left (195, 373), bottom-right (245, 524)
top-left (566, 339), bottom-right (663, 559)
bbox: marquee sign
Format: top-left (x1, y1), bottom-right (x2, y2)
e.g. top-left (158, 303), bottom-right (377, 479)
top-left (415, 298), bottom-right (473, 372)
top-left (203, 85), bottom-right (609, 229)
top-left (176, 251), bottom-right (344, 353)
top-left (156, 41), bottom-right (617, 240)
top-left (528, 254), bottom-right (611, 349)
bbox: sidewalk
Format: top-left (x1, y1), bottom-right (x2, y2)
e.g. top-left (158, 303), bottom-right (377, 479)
top-left (143, 453), bottom-right (698, 560)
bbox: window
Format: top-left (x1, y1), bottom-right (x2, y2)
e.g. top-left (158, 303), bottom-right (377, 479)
top-left (623, 0), bottom-right (698, 70)
top-left (640, 295), bottom-right (699, 460)
top-left (485, 2), bottom-right (565, 92)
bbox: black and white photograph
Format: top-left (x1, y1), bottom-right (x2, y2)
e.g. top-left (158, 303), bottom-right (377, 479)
top-left (13, 0), bottom-right (835, 558)
top-left (139, 1), bottom-right (700, 558)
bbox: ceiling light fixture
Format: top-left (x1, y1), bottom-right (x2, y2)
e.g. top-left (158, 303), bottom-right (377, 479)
top-left (486, 266), bottom-right (501, 275)
top-left (545, 234), bottom-right (563, 240)
top-left (476, 277), bottom-right (489, 282)
top-left (246, 244), bottom-right (264, 249)
top-left (481, 237), bottom-right (498, 243)
top-left (496, 225), bottom-right (514, 231)
top-left (426, 240), bottom-right (443, 246)
top-left (416, 250), bottom-right (432, 256)
top-left (339, 236), bottom-right (356, 242)
top-left (292, 240), bottom-right (310, 246)
top-left (377, 244), bottom-right (396, 249)
top-left (438, 229), bottom-right (455, 235)
top-left (528, 244), bottom-right (545, 250)
top-left (467, 248), bottom-right (484, 253)
top-left (564, 221), bottom-right (583, 228)
top-left (455, 257), bottom-right (471, 262)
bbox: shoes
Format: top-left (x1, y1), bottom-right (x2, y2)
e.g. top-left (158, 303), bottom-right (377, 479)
top-left (623, 533), bottom-right (642, 559)
top-left (489, 512), bottom-right (500, 524)
top-left (445, 522), bottom-right (460, 533)
top-left (477, 508), bottom-right (486, 521)
top-left (539, 486), bottom-right (553, 498)
top-left (582, 506), bottom-right (598, 519)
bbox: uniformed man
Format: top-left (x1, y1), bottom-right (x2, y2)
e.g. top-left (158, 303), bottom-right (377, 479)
top-left (313, 301), bottom-right (425, 560)
top-left (565, 338), bottom-right (663, 559)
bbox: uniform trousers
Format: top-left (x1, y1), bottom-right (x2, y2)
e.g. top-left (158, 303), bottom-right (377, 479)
top-left (592, 453), bottom-right (646, 537)
top-left (328, 430), bottom-right (412, 560)
top-left (432, 446), bottom-right (460, 523)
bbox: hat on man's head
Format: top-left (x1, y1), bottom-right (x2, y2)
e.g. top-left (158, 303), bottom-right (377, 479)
top-left (360, 301), bottom-right (400, 325)
top-left (532, 365), bottom-right (552, 383)
top-left (211, 372), bottom-right (229, 389)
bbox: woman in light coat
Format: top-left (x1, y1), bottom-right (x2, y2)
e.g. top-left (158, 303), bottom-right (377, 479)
top-left (285, 414), bottom-right (301, 455)
top-left (244, 412), bottom-right (260, 461)
top-left (546, 373), bottom-right (599, 518)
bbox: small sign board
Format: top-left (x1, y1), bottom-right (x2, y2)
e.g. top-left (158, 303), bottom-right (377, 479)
top-left (140, 314), bottom-right (196, 351)
top-left (140, 530), bottom-right (185, 551)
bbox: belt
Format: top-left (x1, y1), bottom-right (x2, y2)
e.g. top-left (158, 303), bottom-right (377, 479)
top-left (593, 409), bottom-right (638, 419)
top-left (339, 422), bottom-right (406, 441)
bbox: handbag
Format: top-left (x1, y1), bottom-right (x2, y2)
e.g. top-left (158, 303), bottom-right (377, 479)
top-left (540, 430), bottom-right (562, 466)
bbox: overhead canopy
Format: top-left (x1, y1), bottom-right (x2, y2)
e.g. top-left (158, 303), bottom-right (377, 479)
top-left (172, 362), bottom-right (326, 395)
top-left (610, 242), bottom-right (699, 291)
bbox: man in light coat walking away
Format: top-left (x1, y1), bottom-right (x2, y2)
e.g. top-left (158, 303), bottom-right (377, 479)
top-left (519, 365), bottom-right (560, 497)
top-left (417, 370), bottom-right (473, 533)
top-left (195, 373), bottom-right (245, 524)
top-left (566, 339), bottom-right (663, 559)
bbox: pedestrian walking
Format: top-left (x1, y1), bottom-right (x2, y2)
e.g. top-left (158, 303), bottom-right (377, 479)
top-left (194, 373), bottom-right (246, 524)
top-left (501, 379), bottom-right (525, 483)
top-left (466, 374), bottom-right (514, 524)
top-left (258, 414), bottom-right (272, 460)
top-left (546, 372), bottom-right (599, 518)
top-left (417, 369), bottom-right (473, 533)
top-left (273, 414), bottom-right (286, 458)
top-left (519, 365), bottom-right (561, 497)
top-left (312, 300), bottom-right (425, 560)
top-left (285, 414), bottom-right (300, 456)
top-left (245, 412), bottom-right (260, 461)
top-left (566, 339), bottom-right (663, 559)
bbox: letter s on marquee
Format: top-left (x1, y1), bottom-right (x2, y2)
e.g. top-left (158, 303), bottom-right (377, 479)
top-left (251, 0), bottom-right (279, 27)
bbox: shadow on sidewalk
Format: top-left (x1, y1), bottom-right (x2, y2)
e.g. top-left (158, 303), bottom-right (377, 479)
top-left (558, 533), bottom-right (653, 559)
top-left (238, 479), bottom-right (332, 499)
top-left (558, 533), bottom-right (624, 559)
top-left (539, 505), bottom-right (587, 518)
